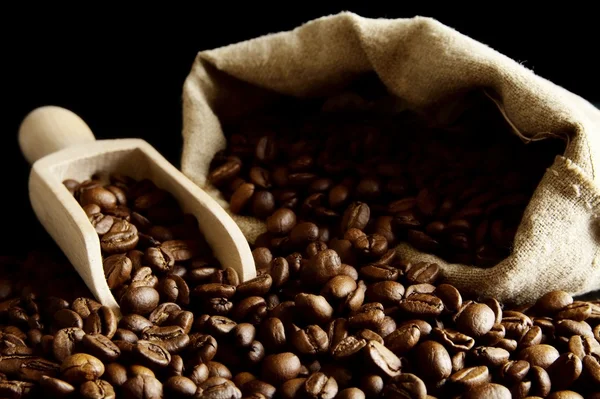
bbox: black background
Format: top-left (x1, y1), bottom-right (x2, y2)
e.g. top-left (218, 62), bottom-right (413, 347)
top-left (3, 6), bottom-right (599, 254)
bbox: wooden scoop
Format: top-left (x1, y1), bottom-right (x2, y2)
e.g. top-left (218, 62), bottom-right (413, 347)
top-left (18, 106), bottom-right (256, 315)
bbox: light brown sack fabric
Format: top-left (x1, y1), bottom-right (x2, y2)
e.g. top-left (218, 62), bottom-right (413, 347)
top-left (181, 11), bottom-right (600, 305)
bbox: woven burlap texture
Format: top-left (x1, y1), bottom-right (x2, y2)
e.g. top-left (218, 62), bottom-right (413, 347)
top-left (181, 12), bottom-right (600, 305)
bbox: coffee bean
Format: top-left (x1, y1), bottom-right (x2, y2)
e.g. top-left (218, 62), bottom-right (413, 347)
top-left (406, 262), bottom-right (440, 285)
top-left (80, 187), bottom-right (118, 210)
top-left (290, 325), bottom-right (329, 355)
top-left (303, 372), bottom-right (338, 399)
top-left (230, 183), bottom-right (256, 214)
top-left (331, 336), bottom-right (367, 360)
top-left (295, 294), bottom-right (333, 325)
top-left (518, 344), bottom-right (560, 369)
top-left (499, 360), bottom-right (530, 384)
top-left (39, 375), bottom-right (76, 397)
top-left (433, 327), bottom-right (475, 352)
top-left (547, 352), bottom-right (582, 390)
top-left (120, 287), bottom-right (160, 316)
top-left (164, 375), bottom-right (198, 398)
top-left (80, 379), bottom-right (115, 399)
top-left (301, 249), bottom-right (343, 285)
top-left (103, 254), bottom-right (133, 290)
top-left (341, 202), bottom-right (370, 232)
top-left (360, 374), bottom-right (384, 398)
top-left (134, 340), bottom-right (171, 368)
top-left (385, 323), bottom-right (421, 355)
top-left (84, 307), bottom-right (117, 339)
top-left (456, 303), bottom-right (495, 337)
top-left (145, 247), bottom-right (175, 274)
top-left (448, 365), bottom-right (490, 390)
top-left (60, 353), bottom-right (105, 384)
top-left (366, 281), bottom-right (404, 305)
top-left (200, 376), bottom-right (242, 399)
top-left (354, 234), bottom-right (388, 258)
top-left (141, 325), bottom-right (189, 354)
top-left (266, 208), bottom-right (297, 235)
top-left (535, 290), bottom-right (574, 316)
top-left (121, 374), bottom-right (164, 399)
top-left (101, 220), bottom-right (139, 254)
top-left (188, 334), bottom-right (217, 363)
top-left (365, 340), bottom-right (402, 377)
top-left (251, 191), bottom-right (276, 218)
top-left (462, 382), bottom-right (511, 399)
top-left (53, 309), bottom-right (83, 330)
top-left (232, 323), bottom-right (256, 348)
top-left (547, 392), bottom-right (585, 399)
top-left (337, 387), bottom-right (366, 399)
top-left (414, 341), bottom-right (452, 381)
top-left (53, 327), bottom-right (85, 362)
top-left (582, 354), bottom-right (600, 385)
top-left (237, 275), bottom-right (272, 297)
top-left (104, 363), bottom-right (127, 387)
top-left (557, 302), bottom-right (593, 322)
top-left (398, 294), bottom-right (444, 318)
top-left (261, 352), bottom-right (301, 384)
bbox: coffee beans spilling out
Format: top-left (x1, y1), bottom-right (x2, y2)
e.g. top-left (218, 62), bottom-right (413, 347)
top-left (208, 104), bottom-right (560, 268)
top-left (0, 167), bottom-right (595, 398)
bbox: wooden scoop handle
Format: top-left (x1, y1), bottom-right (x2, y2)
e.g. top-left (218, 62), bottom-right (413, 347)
top-left (18, 106), bottom-right (96, 164)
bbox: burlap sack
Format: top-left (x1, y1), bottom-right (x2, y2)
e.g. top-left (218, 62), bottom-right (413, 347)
top-left (180, 12), bottom-right (600, 305)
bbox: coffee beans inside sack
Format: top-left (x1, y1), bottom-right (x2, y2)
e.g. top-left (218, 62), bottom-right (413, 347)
top-left (181, 12), bottom-right (600, 306)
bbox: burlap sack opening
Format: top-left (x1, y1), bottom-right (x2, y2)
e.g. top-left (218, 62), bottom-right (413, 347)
top-left (181, 12), bottom-right (600, 305)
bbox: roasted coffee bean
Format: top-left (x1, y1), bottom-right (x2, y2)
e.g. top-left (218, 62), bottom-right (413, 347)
top-left (261, 352), bottom-right (301, 384)
top-left (80, 379), bottom-right (115, 399)
top-left (53, 327), bottom-right (85, 362)
top-left (130, 267), bottom-right (159, 290)
top-left (233, 323), bottom-right (256, 348)
top-left (141, 325), bottom-right (190, 354)
top-left (471, 346), bottom-right (510, 367)
top-left (295, 294), bottom-right (333, 324)
top-left (519, 325), bottom-right (543, 349)
top-left (448, 365), bottom-right (490, 390)
top-left (331, 336), bottom-right (367, 360)
top-left (120, 287), bottom-right (160, 316)
top-left (194, 283), bottom-right (237, 299)
top-left (518, 344), bottom-right (560, 369)
top-left (121, 374), bottom-right (164, 399)
top-left (582, 354), bottom-right (600, 385)
top-left (301, 249), bottom-right (343, 285)
top-left (0, 380), bottom-right (36, 398)
top-left (60, 353), bottom-right (105, 384)
top-left (83, 307), bottom-right (117, 339)
top-left (455, 303), bottom-right (496, 337)
top-left (303, 372), bottom-right (338, 399)
top-left (104, 363), bottom-right (127, 387)
top-left (237, 275), bottom-right (272, 297)
top-left (40, 375), bottom-right (76, 397)
top-left (101, 219), bottom-right (139, 254)
top-left (119, 315), bottom-right (154, 335)
top-left (266, 208), bottom-right (297, 235)
top-left (360, 374), bottom-right (384, 398)
top-left (398, 294), bottom-right (444, 318)
top-left (341, 202), bottom-right (370, 232)
top-left (188, 334), bottom-right (218, 363)
top-left (290, 325), bottom-right (329, 355)
top-left (145, 247), bottom-right (175, 274)
top-left (462, 382), bottom-right (511, 399)
top-left (164, 375), bottom-right (198, 398)
top-left (414, 340), bottom-right (452, 381)
top-left (52, 309), bottom-right (83, 331)
top-left (499, 360), bottom-right (530, 384)
top-left (103, 254), bottom-right (133, 290)
top-left (433, 327), bottom-right (475, 352)
top-left (354, 234), bottom-right (388, 258)
top-left (366, 281), bottom-right (404, 305)
top-left (336, 387), bottom-right (366, 399)
top-left (535, 290), bottom-right (574, 315)
top-left (385, 323), bottom-right (421, 355)
top-left (365, 340), bottom-right (402, 377)
top-left (134, 340), bottom-right (171, 368)
top-left (547, 352), bottom-right (582, 390)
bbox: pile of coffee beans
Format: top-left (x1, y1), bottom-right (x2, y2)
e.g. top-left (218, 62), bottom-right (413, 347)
top-left (208, 100), bottom-right (561, 267)
top-left (0, 166), bottom-right (596, 398)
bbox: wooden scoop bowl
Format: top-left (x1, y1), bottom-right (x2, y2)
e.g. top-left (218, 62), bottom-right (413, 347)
top-left (18, 106), bottom-right (256, 316)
